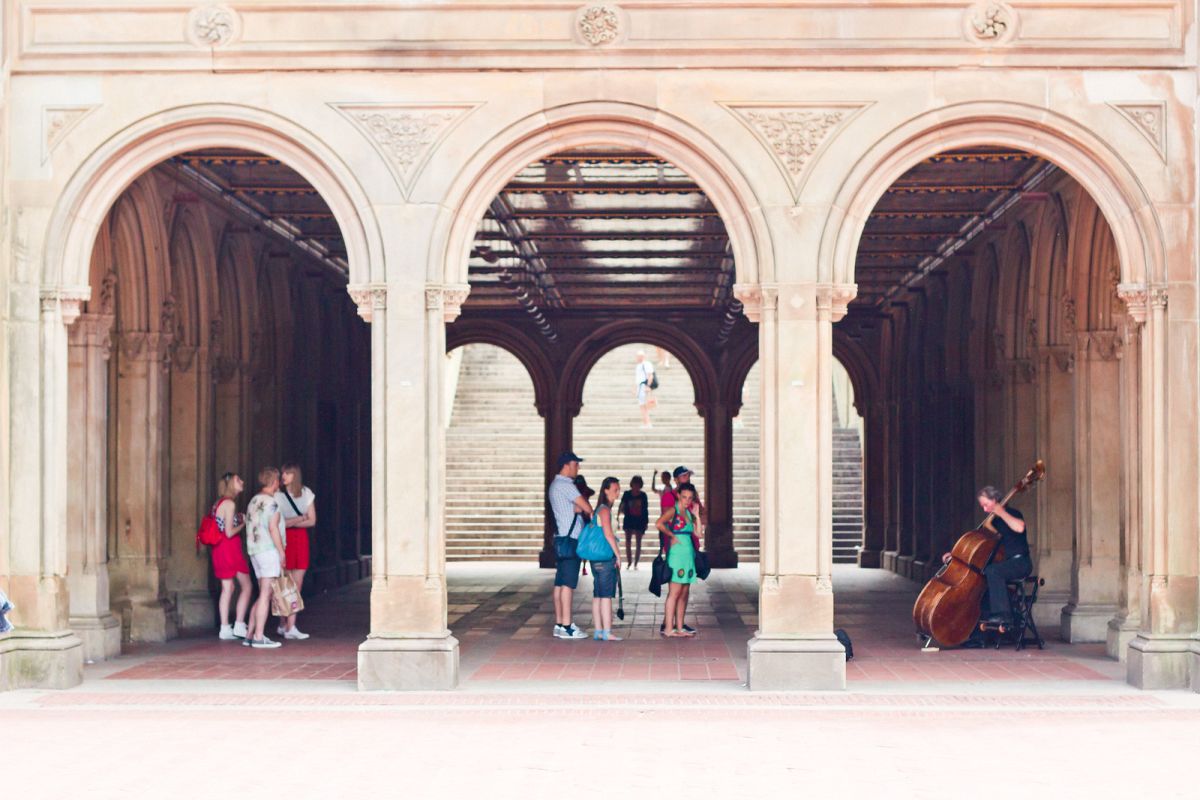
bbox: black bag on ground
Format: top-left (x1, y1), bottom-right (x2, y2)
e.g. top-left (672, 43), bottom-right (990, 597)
top-left (694, 550), bottom-right (711, 580)
top-left (834, 628), bottom-right (853, 661)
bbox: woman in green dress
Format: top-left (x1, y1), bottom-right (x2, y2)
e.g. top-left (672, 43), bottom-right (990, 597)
top-left (655, 482), bottom-right (700, 637)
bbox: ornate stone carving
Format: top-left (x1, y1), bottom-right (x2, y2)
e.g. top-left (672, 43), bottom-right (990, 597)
top-left (174, 345), bottom-right (199, 373)
top-left (187, 5), bottom-right (240, 47)
top-left (1088, 330), bottom-right (1123, 362)
top-left (733, 283), bottom-right (778, 324)
top-left (440, 284), bottom-right (471, 324)
top-left (965, 1), bottom-right (1017, 45)
top-left (725, 104), bottom-right (866, 200)
top-left (1111, 103), bottom-right (1167, 161)
top-left (1116, 282), bottom-right (1167, 325)
top-left (577, 5), bottom-right (621, 46)
top-left (816, 283), bottom-right (858, 323)
top-left (42, 105), bottom-right (98, 164)
top-left (331, 104), bottom-right (477, 196)
top-left (40, 286), bottom-right (92, 326)
top-left (991, 328), bottom-right (1006, 361)
top-left (1047, 346), bottom-right (1075, 374)
top-left (1061, 293), bottom-right (1077, 336)
top-left (347, 283), bottom-right (387, 322)
top-left (1024, 317), bottom-right (1038, 352)
top-left (69, 313), bottom-right (116, 360)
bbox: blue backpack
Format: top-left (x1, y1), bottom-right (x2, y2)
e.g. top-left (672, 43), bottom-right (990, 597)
top-left (576, 514), bottom-right (614, 561)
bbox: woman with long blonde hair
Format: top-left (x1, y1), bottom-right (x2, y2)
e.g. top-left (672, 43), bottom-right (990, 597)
top-left (276, 462), bottom-right (317, 639)
top-left (211, 472), bottom-right (252, 640)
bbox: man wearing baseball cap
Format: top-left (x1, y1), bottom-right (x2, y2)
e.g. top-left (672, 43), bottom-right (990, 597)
top-left (548, 451), bottom-right (592, 639)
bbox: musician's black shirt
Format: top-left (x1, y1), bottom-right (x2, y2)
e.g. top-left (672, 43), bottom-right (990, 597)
top-left (995, 507), bottom-right (1029, 559)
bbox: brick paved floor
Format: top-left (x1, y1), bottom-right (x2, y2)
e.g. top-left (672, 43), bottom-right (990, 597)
top-left (97, 563), bottom-right (1121, 687)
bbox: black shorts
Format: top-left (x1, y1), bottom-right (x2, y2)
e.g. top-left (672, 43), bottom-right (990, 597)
top-left (622, 525), bottom-right (647, 536)
top-left (554, 556), bottom-right (581, 589)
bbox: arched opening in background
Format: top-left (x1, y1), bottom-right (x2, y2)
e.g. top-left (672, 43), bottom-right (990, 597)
top-left (832, 144), bottom-right (1138, 678)
top-left (67, 148), bottom-right (369, 681)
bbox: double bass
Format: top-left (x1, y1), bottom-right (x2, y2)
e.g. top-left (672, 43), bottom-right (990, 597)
top-left (912, 460), bottom-right (1045, 647)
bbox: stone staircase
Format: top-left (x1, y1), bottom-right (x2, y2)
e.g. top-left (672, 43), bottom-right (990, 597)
top-left (444, 343), bottom-right (861, 563)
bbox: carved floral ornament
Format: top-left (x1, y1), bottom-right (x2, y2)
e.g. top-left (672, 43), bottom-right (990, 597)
top-left (816, 284), bottom-right (858, 323)
top-left (964, 1), bottom-right (1018, 45)
top-left (347, 284), bottom-right (387, 322)
top-left (1116, 282), bottom-right (1167, 326)
top-left (331, 104), bottom-right (477, 196)
top-left (576, 5), bottom-right (622, 46)
top-left (429, 284), bottom-right (471, 324)
top-left (187, 5), bottom-right (240, 48)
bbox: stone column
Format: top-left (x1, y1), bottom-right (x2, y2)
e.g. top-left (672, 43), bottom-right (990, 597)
top-left (1060, 331), bottom-right (1122, 642)
top-left (1119, 284), bottom-right (1195, 688)
top-left (1, 285), bottom-right (86, 689)
top-left (66, 310), bottom-right (121, 661)
top-left (700, 400), bottom-right (737, 568)
top-left (1031, 345), bottom-right (1076, 632)
top-left (1107, 317), bottom-right (1142, 661)
top-left (538, 395), bottom-right (574, 569)
top-left (107, 326), bottom-right (177, 643)
top-left (857, 400), bottom-right (887, 569)
top-left (739, 282), bottom-right (852, 690)
top-left (354, 283), bottom-right (467, 690)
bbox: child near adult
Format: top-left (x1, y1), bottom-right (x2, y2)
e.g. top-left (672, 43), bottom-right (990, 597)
top-left (243, 467), bottom-right (286, 649)
top-left (655, 482), bottom-right (701, 637)
top-left (276, 462), bottom-right (316, 640)
top-left (212, 472), bottom-right (252, 640)
top-left (590, 477), bottom-right (624, 641)
top-left (618, 475), bottom-right (650, 570)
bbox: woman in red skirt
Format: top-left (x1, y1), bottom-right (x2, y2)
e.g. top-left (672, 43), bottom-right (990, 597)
top-left (276, 463), bottom-right (316, 640)
top-left (213, 472), bottom-right (252, 640)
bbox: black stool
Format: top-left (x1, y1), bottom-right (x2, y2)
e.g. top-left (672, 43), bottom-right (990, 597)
top-left (992, 575), bottom-right (1045, 651)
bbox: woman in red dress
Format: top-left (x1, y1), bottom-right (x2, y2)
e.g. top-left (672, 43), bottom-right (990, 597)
top-left (212, 472), bottom-right (252, 640)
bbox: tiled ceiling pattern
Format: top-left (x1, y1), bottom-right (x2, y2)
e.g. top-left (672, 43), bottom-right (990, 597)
top-left (853, 147), bottom-right (1052, 308)
top-left (468, 150), bottom-right (734, 311)
top-left (171, 149), bottom-right (348, 273)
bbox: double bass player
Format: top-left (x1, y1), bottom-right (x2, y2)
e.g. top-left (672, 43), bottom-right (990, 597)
top-left (941, 485), bottom-right (1032, 628)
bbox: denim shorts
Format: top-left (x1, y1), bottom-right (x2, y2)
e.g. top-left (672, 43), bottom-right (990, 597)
top-left (554, 556), bottom-right (581, 589)
top-left (590, 558), bottom-right (617, 599)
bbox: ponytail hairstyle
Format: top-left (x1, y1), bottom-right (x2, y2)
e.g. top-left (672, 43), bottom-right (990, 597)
top-left (597, 476), bottom-right (620, 511)
top-left (282, 462), bottom-right (304, 497)
top-left (217, 472), bottom-right (240, 499)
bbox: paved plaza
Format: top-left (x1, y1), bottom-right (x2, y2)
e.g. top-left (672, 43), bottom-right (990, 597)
top-left (3, 564), bottom-right (1197, 797)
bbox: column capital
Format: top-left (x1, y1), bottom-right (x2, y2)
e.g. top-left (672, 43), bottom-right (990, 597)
top-left (347, 283), bottom-right (388, 322)
top-left (1117, 282), bottom-right (1168, 325)
top-left (68, 312), bottom-right (116, 358)
top-left (40, 285), bottom-right (92, 326)
top-left (422, 283), bottom-right (472, 324)
top-left (815, 283), bottom-right (858, 323)
top-left (733, 282), bottom-right (778, 323)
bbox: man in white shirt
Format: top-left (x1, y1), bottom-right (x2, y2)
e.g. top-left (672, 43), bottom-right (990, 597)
top-left (634, 350), bottom-right (656, 429)
top-left (548, 451), bottom-right (592, 639)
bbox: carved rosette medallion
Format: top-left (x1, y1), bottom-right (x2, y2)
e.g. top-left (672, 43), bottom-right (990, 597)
top-left (332, 104), bottom-right (477, 196)
top-left (725, 104), bottom-right (867, 200)
top-left (187, 5), bottom-right (240, 47)
top-left (964, 1), bottom-right (1017, 45)
top-left (577, 5), bottom-right (621, 46)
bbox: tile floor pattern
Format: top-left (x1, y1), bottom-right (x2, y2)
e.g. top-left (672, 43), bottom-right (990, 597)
top-left (101, 563), bottom-right (1120, 685)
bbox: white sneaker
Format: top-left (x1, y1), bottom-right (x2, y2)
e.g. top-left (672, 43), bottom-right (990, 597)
top-left (564, 624), bottom-right (588, 640)
top-left (251, 637), bottom-right (282, 649)
top-left (277, 624), bottom-right (287, 636)
top-left (553, 624), bottom-right (569, 639)
top-left (283, 626), bottom-right (310, 640)
top-left (232, 621), bottom-right (248, 639)
top-left (218, 624), bottom-right (236, 640)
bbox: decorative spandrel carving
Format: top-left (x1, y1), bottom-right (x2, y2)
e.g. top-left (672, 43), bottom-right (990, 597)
top-left (331, 104), bottom-right (478, 196)
top-left (187, 5), bottom-right (240, 47)
top-left (576, 5), bottom-right (621, 46)
top-left (42, 105), bottom-right (98, 164)
top-left (965, 1), bottom-right (1017, 45)
top-left (1111, 103), bottom-right (1167, 162)
top-left (724, 104), bottom-right (867, 200)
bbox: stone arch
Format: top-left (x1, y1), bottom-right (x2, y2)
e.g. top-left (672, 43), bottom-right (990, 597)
top-left (431, 101), bottom-right (772, 291)
top-left (823, 102), bottom-right (1166, 291)
top-left (560, 320), bottom-right (718, 415)
top-left (445, 319), bottom-right (556, 415)
top-left (722, 338), bottom-right (761, 413)
top-left (43, 103), bottom-right (383, 294)
top-left (831, 335), bottom-right (878, 413)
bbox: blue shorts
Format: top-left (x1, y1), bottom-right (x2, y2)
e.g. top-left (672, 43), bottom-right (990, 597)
top-left (554, 556), bottom-right (581, 589)
top-left (591, 558), bottom-right (617, 599)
